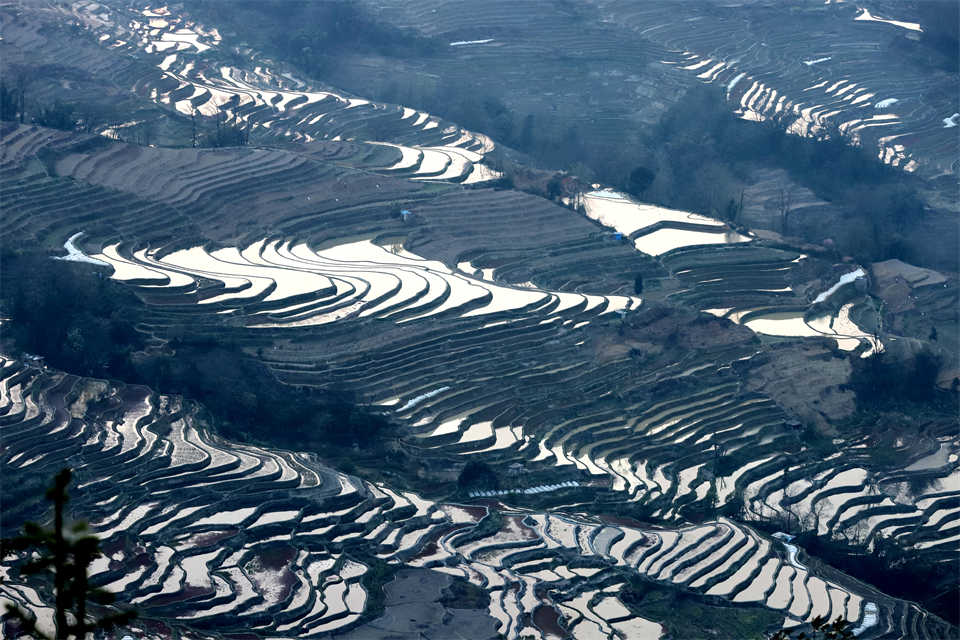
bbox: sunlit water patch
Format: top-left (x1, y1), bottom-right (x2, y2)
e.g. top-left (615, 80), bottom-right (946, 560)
top-left (85, 237), bottom-right (640, 328)
top-left (582, 190), bottom-right (749, 255)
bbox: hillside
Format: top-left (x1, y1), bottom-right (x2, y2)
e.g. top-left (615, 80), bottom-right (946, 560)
top-left (0, 1), bottom-right (957, 638)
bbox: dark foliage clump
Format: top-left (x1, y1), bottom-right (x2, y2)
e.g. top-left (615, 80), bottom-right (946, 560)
top-left (620, 577), bottom-right (781, 639)
top-left (197, 112), bottom-right (249, 147)
top-left (847, 349), bottom-right (941, 407)
top-left (908, 1), bottom-right (960, 72)
top-left (32, 101), bottom-right (77, 131)
top-left (1, 251), bottom-right (145, 379)
top-left (439, 578), bottom-right (490, 610)
top-left (136, 342), bottom-right (391, 450)
top-left (626, 166), bottom-right (656, 199)
top-left (1, 82), bottom-right (23, 122)
top-left (770, 615), bottom-right (854, 640)
top-left (457, 461), bottom-right (499, 491)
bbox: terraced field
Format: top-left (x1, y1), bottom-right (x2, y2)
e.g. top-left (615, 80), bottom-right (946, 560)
top-left (2, 358), bottom-right (955, 639)
top-left (6, 117), bottom-right (958, 600)
top-left (590, 0), bottom-right (958, 180)
top-left (355, 0), bottom-right (956, 180)
top-left (4, 109), bottom-right (959, 635)
top-left (339, 0), bottom-right (958, 270)
top-left (353, 0), bottom-right (693, 150)
top-left (2, 1), bottom-right (958, 638)
top-left (2, 0), bottom-right (500, 184)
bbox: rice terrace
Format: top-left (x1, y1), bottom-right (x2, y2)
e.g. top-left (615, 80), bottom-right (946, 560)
top-left (0, 0), bottom-right (957, 638)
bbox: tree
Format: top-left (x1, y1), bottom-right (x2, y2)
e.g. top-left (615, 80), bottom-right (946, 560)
top-left (0, 83), bottom-right (19, 121)
top-left (782, 480), bottom-right (804, 534)
top-left (770, 615), bottom-right (855, 640)
top-left (724, 188), bottom-right (744, 223)
top-left (917, 0), bottom-right (959, 71)
top-left (73, 102), bottom-right (111, 134)
top-left (11, 67), bottom-right (30, 124)
top-left (519, 113), bottom-right (536, 151)
top-left (546, 174), bottom-right (564, 200)
top-left (457, 461), bottom-right (499, 491)
top-left (32, 101), bottom-right (75, 131)
top-left (626, 166), bottom-right (656, 198)
top-left (1, 469), bottom-right (137, 639)
top-left (810, 499), bottom-right (827, 534)
top-left (633, 274), bottom-right (644, 295)
top-left (191, 108), bottom-right (198, 147)
top-left (134, 119), bottom-right (157, 147)
top-left (848, 348), bottom-right (941, 406)
top-left (777, 182), bottom-right (794, 234)
top-left (201, 112), bottom-right (249, 148)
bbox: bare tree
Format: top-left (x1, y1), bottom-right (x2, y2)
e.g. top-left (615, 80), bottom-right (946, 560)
top-left (15, 67), bottom-right (30, 124)
top-left (777, 181), bottom-right (794, 234)
top-left (811, 499), bottom-right (828, 535)
top-left (191, 108), bottom-right (198, 147)
top-left (782, 481), bottom-right (804, 534)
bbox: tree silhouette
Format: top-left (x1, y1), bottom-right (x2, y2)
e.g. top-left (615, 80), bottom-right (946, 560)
top-left (627, 166), bottom-right (656, 198)
top-left (1, 468), bottom-right (137, 639)
top-left (457, 461), bottom-right (499, 491)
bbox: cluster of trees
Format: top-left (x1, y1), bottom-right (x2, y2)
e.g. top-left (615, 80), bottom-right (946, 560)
top-left (0, 251), bottom-right (393, 453)
top-left (620, 86), bottom-right (927, 264)
top-left (899, 0), bottom-right (960, 72)
top-left (0, 83), bottom-right (116, 134)
top-left (32, 102), bottom-right (80, 131)
top-left (0, 77), bottom-right (27, 123)
top-left (2, 251), bottom-right (146, 379)
top-left (138, 342), bottom-right (391, 451)
top-left (770, 616), bottom-right (855, 640)
top-left (1, 66), bottom-right (141, 136)
top-left (438, 578), bottom-right (490, 610)
top-left (619, 576), bottom-right (784, 639)
top-left (457, 461), bottom-right (499, 492)
top-left (192, 110), bottom-right (249, 148)
top-left (359, 79), bottom-right (927, 265)
top-left (0, 75), bottom-right (244, 149)
top-left (847, 349), bottom-right (942, 407)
